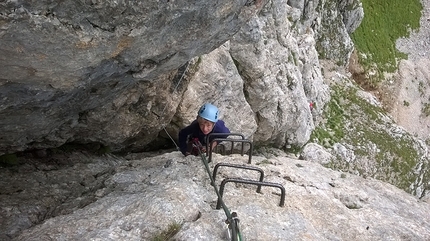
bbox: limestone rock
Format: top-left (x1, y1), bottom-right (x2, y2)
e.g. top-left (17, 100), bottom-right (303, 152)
top-left (174, 42), bottom-right (258, 144)
top-left (301, 142), bottom-right (332, 165)
top-left (1, 151), bottom-right (429, 240)
top-left (339, 0), bottom-right (364, 33)
top-left (0, 0), bottom-right (266, 154)
top-left (229, 0), bottom-right (330, 149)
top-left (312, 70), bottom-right (430, 198)
top-left (313, 0), bottom-right (363, 65)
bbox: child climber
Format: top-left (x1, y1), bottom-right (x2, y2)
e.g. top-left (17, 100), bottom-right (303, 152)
top-left (178, 103), bottom-right (230, 156)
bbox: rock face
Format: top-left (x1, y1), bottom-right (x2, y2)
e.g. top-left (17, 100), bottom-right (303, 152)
top-left (297, 0), bottom-right (430, 200)
top-left (0, 0), bottom-right (362, 155)
top-left (2, 151), bottom-right (430, 240)
top-left (174, 43), bottom-right (258, 146)
top-left (175, 0), bottom-right (332, 151)
top-left (0, 0), bottom-right (266, 154)
top-left (229, 0), bottom-right (330, 148)
top-left (388, 2), bottom-right (430, 141)
top-left (313, 0), bottom-right (363, 65)
top-left (4, 1), bottom-right (430, 239)
top-left (300, 68), bottom-right (430, 199)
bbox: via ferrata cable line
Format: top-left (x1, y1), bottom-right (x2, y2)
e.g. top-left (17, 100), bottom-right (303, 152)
top-left (155, 61), bottom-right (242, 239)
top-left (192, 140), bottom-right (243, 241)
top-left (160, 61), bottom-right (191, 151)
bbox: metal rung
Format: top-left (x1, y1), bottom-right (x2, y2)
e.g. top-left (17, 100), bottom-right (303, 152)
top-left (212, 162), bottom-right (265, 193)
top-left (216, 178), bottom-right (286, 209)
top-left (205, 133), bottom-right (245, 155)
top-left (206, 132), bottom-right (245, 143)
top-left (208, 138), bottom-right (253, 164)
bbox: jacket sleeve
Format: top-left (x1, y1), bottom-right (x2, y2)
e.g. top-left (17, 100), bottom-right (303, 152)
top-left (211, 120), bottom-right (230, 143)
top-left (178, 123), bottom-right (195, 155)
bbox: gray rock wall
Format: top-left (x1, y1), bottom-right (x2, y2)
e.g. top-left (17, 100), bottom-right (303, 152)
top-left (229, 0), bottom-right (330, 148)
top-left (290, 0), bottom-right (363, 65)
top-left (2, 151), bottom-right (429, 240)
top-left (0, 0), bottom-right (266, 154)
top-left (175, 43), bottom-right (258, 141)
top-left (0, 0), bottom-right (362, 155)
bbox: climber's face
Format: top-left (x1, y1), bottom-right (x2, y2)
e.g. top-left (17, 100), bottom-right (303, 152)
top-left (197, 117), bottom-right (215, 135)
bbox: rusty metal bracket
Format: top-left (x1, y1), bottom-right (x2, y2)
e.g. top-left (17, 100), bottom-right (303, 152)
top-left (216, 178), bottom-right (286, 209)
top-left (212, 162), bottom-right (265, 193)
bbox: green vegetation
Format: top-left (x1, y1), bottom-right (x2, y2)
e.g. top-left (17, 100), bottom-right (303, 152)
top-left (418, 81), bottom-right (425, 96)
top-left (0, 153), bottom-right (18, 167)
top-left (151, 222), bottom-right (181, 241)
top-left (350, 0), bottom-right (422, 84)
top-left (285, 144), bottom-right (303, 156)
top-left (97, 145), bottom-right (111, 155)
top-left (310, 83), bottom-right (426, 193)
top-left (310, 86), bottom-right (347, 148)
top-left (256, 159), bottom-right (273, 165)
top-left (327, 0), bottom-right (427, 194)
top-left (316, 0), bottom-right (426, 197)
top-left (422, 103), bottom-right (430, 117)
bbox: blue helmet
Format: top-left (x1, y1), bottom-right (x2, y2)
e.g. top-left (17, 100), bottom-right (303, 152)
top-left (198, 103), bottom-right (219, 122)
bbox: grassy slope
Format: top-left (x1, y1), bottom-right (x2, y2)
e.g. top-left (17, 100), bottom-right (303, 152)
top-left (350, 0), bottom-right (422, 85)
top-left (311, 84), bottom-right (428, 196)
top-left (311, 0), bottom-right (428, 197)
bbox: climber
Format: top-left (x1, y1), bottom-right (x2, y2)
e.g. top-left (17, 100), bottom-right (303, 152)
top-left (178, 103), bottom-right (230, 156)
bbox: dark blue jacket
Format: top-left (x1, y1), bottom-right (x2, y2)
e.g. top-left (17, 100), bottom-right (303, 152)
top-left (178, 119), bottom-right (230, 155)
